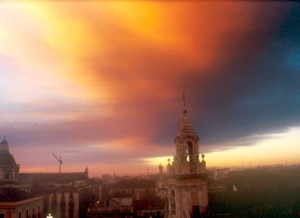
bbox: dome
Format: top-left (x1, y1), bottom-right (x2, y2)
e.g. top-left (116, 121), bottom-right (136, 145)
top-left (0, 152), bottom-right (17, 166)
top-left (0, 137), bottom-right (17, 166)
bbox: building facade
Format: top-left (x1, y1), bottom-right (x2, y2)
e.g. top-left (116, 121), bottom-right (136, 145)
top-left (0, 187), bottom-right (44, 218)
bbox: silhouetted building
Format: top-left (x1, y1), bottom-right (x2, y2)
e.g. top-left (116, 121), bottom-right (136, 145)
top-left (87, 176), bottom-right (164, 218)
top-left (0, 136), bottom-right (93, 218)
top-left (19, 171), bottom-right (91, 218)
top-left (0, 187), bottom-right (43, 218)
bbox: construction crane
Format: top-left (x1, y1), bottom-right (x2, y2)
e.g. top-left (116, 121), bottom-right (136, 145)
top-left (52, 153), bottom-right (62, 173)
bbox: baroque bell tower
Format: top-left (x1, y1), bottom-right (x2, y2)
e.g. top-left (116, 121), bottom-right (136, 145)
top-left (173, 107), bottom-right (204, 175)
top-left (159, 94), bottom-right (208, 218)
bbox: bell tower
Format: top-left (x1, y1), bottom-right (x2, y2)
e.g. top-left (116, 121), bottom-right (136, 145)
top-left (173, 109), bottom-right (202, 175)
top-left (160, 94), bottom-right (208, 218)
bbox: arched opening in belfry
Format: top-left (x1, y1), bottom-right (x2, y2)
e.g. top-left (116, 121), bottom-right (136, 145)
top-left (186, 141), bottom-right (193, 162)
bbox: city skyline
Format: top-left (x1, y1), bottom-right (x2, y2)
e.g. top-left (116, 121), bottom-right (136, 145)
top-left (1, 2), bottom-right (300, 177)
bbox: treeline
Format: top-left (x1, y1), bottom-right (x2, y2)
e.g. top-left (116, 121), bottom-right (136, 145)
top-left (208, 166), bottom-right (300, 217)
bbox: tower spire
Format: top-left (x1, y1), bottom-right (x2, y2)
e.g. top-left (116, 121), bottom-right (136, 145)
top-left (183, 92), bottom-right (187, 115)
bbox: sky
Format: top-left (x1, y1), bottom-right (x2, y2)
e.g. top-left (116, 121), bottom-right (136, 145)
top-left (1, 1), bottom-right (300, 177)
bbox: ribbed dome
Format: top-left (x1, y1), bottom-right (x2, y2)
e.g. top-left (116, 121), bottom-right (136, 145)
top-left (0, 152), bottom-right (17, 166)
top-left (0, 137), bottom-right (17, 166)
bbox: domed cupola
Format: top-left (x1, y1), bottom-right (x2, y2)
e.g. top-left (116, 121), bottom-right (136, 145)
top-left (0, 136), bottom-right (9, 151)
top-left (0, 136), bottom-right (20, 182)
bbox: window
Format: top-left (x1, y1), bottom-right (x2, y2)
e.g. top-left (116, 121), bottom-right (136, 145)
top-left (5, 172), bottom-right (11, 180)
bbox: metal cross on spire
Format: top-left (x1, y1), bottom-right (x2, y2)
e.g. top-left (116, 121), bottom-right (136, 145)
top-left (183, 92), bottom-right (187, 115)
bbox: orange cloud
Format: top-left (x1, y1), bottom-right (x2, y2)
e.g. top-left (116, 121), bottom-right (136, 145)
top-left (4, 2), bottom-right (286, 176)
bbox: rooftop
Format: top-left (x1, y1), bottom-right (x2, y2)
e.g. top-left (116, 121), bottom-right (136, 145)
top-left (0, 187), bottom-right (34, 202)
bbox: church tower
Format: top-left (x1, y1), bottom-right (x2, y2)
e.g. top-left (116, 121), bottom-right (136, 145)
top-left (159, 95), bottom-right (208, 218)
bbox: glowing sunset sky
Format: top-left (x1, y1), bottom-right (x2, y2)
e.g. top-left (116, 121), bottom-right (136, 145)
top-left (1, 2), bottom-right (300, 177)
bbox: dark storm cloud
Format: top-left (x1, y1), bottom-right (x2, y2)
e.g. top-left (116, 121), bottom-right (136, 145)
top-left (172, 3), bottom-right (300, 148)
top-left (69, 2), bottom-right (300, 152)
